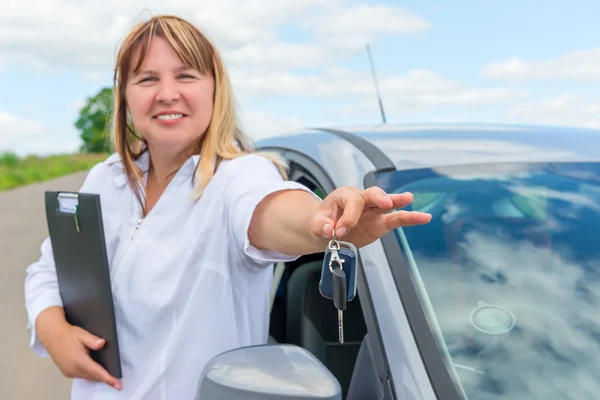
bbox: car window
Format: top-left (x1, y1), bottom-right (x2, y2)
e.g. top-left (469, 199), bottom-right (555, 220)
top-left (378, 162), bottom-right (600, 400)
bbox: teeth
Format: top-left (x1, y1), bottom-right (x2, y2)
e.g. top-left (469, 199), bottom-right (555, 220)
top-left (157, 114), bottom-right (183, 120)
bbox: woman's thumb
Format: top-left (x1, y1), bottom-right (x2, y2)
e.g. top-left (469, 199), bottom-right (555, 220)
top-left (311, 215), bottom-right (335, 239)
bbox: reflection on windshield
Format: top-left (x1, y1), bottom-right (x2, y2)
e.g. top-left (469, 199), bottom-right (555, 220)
top-left (386, 163), bottom-right (600, 400)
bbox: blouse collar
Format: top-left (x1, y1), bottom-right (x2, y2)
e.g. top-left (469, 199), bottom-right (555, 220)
top-left (107, 151), bottom-right (201, 188)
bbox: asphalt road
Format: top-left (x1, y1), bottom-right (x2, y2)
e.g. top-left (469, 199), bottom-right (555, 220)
top-left (1, 171), bottom-right (88, 400)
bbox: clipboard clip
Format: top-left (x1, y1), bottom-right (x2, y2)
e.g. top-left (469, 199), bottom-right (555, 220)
top-left (57, 192), bottom-right (81, 233)
top-left (74, 206), bottom-right (80, 232)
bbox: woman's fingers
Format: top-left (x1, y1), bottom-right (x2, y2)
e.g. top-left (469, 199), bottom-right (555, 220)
top-left (385, 210), bottom-right (432, 229)
top-left (74, 327), bottom-right (121, 390)
top-left (361, 188), bottom-right (415, 212)
top-left (81, 357), bottom-right (122, 390)
top-left (77, 327), bottom-right (105, 351)
top-left (388, 192), bottom-right (415, 210)
top-left (359, 188), bottom-right (416, 217)
top-left (330, 187), bottom-right (365, 237)
top-left (360, 186), bottom-right (393, 209)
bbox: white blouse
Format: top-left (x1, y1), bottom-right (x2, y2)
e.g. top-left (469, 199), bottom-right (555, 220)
top-left (24, 151), bottom-right (316, 399)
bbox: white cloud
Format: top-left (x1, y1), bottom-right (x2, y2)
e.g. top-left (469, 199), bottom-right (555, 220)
top-left (232, 68), bottom-right (527, 104)
top-left (0, 111), bottom-right (44, 141)
top-left (228, 67), bottom-right (530, 129)
top-left (314, 5), bottom-right (430, 35)
top-left (303, 5), bottom-right (430, 50)
top-left (237, 109), bottom-right (305, 141)
top-left (70, 98), bottom-right (86, 114)
top-left (506, 94), bottom-right (600, 128)
top-left (226, 42), bottom-right (335, 70)
top-left (191, 0), bottom-right (332, 45)
top-left (483, 47), bottom-right (600, 82)
top-left (0, 1), bottom-right (430, 73)
top-left (81, 71), bottom-right (112, 85)
top-left (0, 111), bottom-right (81, 156)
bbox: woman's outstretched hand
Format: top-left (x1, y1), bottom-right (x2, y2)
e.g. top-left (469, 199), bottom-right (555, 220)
top-left (310, 186), bottom-right (432, 247)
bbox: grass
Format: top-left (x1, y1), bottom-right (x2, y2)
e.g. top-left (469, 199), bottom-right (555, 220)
top-left (0, 151), bottom-right (109, 192)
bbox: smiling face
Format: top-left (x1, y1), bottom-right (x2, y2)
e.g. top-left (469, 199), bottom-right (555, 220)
top-left (125, 35), bottom-right (215, 158)
top-left (112, 15), bottom-right (255, 208)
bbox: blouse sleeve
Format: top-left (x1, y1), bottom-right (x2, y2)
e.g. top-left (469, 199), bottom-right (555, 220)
top-left (24, 160), bottom-right (107, 358)
top-left (222, 154), bottom-right (322, 269)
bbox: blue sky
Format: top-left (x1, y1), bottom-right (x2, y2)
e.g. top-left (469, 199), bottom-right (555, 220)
top-left (1, 0), bottom-right (599, 156)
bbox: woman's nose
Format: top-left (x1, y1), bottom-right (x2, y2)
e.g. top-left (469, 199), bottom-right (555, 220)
top-left (156, 79), bottom-right (181, 103)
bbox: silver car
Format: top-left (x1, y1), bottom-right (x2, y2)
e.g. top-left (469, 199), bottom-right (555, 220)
top-left (197, 123), bottom-right (600, 400)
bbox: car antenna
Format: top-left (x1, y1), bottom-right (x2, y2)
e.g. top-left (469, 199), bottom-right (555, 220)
top-left (366, 43), bottom-right (387, 124)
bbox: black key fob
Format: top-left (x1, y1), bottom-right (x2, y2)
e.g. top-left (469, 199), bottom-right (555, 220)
top-left (319, 241), bottom-right (358, 302)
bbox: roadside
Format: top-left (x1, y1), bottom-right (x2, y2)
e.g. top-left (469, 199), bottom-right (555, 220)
top-left (0, 152), bottom-right (107, 192)
top-left (0, 170), bottom-right (88, 399)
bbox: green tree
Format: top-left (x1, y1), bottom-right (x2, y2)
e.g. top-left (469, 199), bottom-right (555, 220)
top-left (75, 87), bottom-right (114, 153)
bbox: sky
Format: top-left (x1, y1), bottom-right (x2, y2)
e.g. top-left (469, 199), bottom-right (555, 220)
top-left (1, 0), bottom-right (600, 156)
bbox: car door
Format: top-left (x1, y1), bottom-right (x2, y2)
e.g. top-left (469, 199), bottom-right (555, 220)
top-left (267, 146), bottom-right (399, 399)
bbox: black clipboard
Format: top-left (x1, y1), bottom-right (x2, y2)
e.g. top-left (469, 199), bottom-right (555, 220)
top-left (44, 191), bottom-right (122, 378)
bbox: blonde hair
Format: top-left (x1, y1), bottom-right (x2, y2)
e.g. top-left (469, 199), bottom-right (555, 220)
top-left (110, 15), bottom-right (288, 212)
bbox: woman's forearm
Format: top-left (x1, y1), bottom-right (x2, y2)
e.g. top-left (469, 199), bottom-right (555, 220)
top-left (248, 189), bottom-right (329, 256)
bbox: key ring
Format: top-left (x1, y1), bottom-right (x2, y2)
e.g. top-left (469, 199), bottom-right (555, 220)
top-left (329, 251), bottom-right (345, 273)
top-left (328, 229), bottom-right (341, 251)
top-left (328, 239), bottom-right (341, 252)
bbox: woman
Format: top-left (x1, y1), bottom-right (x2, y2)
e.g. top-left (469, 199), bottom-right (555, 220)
top-left (24, 15), bottom-right (431, 399)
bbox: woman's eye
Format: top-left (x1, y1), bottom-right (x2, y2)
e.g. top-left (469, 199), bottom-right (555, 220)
top-left (180, 74), bottom-right (196, 79)
top-left (139, 76), bottom-right (156, 83)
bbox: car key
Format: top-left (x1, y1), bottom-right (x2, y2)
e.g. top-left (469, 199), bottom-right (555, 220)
top-left (324, 236), bottom-right (348, 343)
top-left (320, 233), bottom-right (359, 343)
top-left (319, 238), bottom-right (358, 303)
top-left (331, 257), bottom-right (347, 343)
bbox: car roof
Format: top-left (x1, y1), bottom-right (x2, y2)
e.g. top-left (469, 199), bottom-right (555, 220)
top-left (256, 123), bottom-right (600, 172)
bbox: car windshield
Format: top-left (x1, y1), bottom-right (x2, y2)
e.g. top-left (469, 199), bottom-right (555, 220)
top-left (378, 162), bottom-right (600, 400)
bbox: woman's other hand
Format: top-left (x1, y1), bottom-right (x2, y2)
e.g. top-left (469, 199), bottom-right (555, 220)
top-left (36, 307), bottom-right (122, 390)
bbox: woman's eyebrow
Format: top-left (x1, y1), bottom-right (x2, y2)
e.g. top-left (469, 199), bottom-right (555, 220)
top-left (134, 69), bottom-right (157, 76)
top-left (134, 66), bottom-right (195, 76)
top-left (174, 65), bottom-right (197, 73)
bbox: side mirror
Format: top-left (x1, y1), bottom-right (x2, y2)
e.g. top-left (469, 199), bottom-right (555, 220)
top-left (197, 344), bottom-right (342, 400)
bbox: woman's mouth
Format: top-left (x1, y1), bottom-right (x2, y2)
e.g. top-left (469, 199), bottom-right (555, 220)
top-left (154, 113), bottom-right (187, 125)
